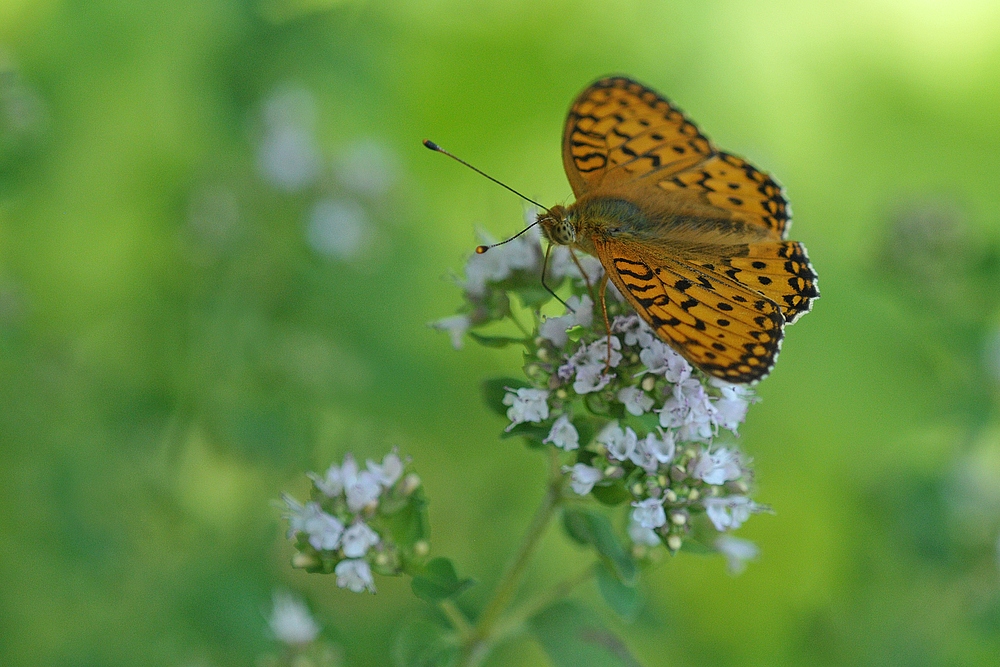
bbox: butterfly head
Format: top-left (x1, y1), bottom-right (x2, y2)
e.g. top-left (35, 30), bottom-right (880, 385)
top-left (537, 205), bottom-right (576, 246)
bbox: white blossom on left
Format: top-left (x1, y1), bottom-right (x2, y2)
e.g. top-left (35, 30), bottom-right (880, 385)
top-left (268, 590), bottom-right (321, 645)
top-left (503, 387), bottom-right (550, 430)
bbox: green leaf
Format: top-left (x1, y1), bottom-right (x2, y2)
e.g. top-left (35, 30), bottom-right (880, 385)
top-left (468, 332), bottom-right (527, 349)
top-left (480, 377), bottom-right (531, 417)
top-left (499, 421), bottom-right (550, 443)
top-left (678, 538), bottom-right (716, 555)
top-left (562, 507), bottom-right (596, 545)
top-left (627, 411), bottom-right (661, 435)
top-left (595, 562), bottom-right (643, 622)
top-left (686, 512), bottom-right (728, 549)
top-left (382, 488), bottom-right (430, 546)
top-left (565, 324), bottom-right (585, 342)
top-left (528, 601), bottom-right (643, 667)
top-left (411, 558), bottom-right (475, 603)
top-left (482, 289), bottom-right (512, 321)
top-left (607, 401), bottom-right (627, 421)
top-left (561, 508), bottom-right (637, 585)
top-left (392, 616), bottom-right (460, 667)
top-left (573, 417), bottom-right (598, 449)
top-left (515, 284), bottom-right (555, 308)
top-left (590, 481), bottom-right (632, 506)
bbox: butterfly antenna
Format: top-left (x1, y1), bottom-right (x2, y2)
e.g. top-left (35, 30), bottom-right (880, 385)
top-left (423, 140), bottom-right (547, 211)
top-left (472, 220), bottom-right (541, 254)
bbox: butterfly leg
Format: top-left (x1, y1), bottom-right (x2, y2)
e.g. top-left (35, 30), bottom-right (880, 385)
top-left (540, 244), bottom-right (572, 311)
top-left (568, 247), bottom-right (597, 305)
top-left (598, 272), bottom-right (612, 370)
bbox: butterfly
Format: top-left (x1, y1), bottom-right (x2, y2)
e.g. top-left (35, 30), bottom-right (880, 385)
top-left (537, 76), bottom-right (818, 384)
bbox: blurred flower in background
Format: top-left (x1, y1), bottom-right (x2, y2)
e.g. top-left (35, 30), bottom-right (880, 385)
top-left (0, 49), bottom-right (46, 160)
top-left (268, 590), bottom-right (320, 645)
top-left (259, 590), bottom-right (342, 667)
top-left (257, 85), bottom-right (322, 192)
top-left (253, 85), bottom-right (401, 264)
top-left (333, 138), bottom-right (399, 200)
top-left (306, 197), bottom-right (370, 260)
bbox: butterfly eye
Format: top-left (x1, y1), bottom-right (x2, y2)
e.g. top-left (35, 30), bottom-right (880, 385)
top-left (554, 220), bottom-right (575, 245)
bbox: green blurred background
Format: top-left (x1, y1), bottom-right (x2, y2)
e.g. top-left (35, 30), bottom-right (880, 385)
top-left (3, 1), bottom-right (1000, 665)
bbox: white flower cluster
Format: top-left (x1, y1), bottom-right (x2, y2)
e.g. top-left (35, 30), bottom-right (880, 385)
top-left (504, 313), bottom-right (755, 445)
top-left (282, 449), bottom-right (409, 594)
top-left (558, 334), bottom-right (623, 394)
top-left (499, 304), bottom-right (766, 559)
top-left (503, 387), bottom-right (550, 430)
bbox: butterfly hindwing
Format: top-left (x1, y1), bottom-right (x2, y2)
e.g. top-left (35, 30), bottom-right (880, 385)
top-left (716, 241), bottom-right (819, 322)
top-left (595, 238), bottom-right (785, 383)
top-left (683, 241), bottom-right (818, 323)
top-left (562, 76), bottom-right (713, 197)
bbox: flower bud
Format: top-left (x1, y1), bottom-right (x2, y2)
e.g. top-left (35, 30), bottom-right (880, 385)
top-left (641, 375), bottom-right (656, 392)
top-left (666, 534), bottom-right (683, 552)
top-left (292, 552), bottom-right (320, 569)
top-left (663, 489), bottom-right (678, 503)
top-left (726, 480), bottom-right (750, 494)
top-left (413, 540), bottom-right (430, 557)
top-left (670, 465), bottom-right (687, 482)
top-left (687, 488), bottom-right (700, 501)
top-left (670, 510), bottom-right (688, 526)
top-left (401, 473), bottom-right (422, 496)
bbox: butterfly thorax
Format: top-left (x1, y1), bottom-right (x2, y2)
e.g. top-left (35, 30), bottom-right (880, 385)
top-left (539, 198), bottom-right (652, 256)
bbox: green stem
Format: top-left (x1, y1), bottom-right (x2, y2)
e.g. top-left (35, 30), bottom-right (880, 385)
top-left (489, 562), bottom-right (597, 643)
top-left (461, 449), bottom-right (564, 666)
top-left (440, 599), bottom-right (472, 640)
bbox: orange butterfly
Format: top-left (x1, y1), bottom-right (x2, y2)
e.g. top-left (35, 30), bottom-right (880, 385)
top-left (535, 76), bottom-right (818, 384)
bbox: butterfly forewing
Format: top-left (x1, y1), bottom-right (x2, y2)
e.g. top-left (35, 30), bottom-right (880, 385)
top-left (563, 76), bottom-right (713, 196)
top-left (654, 152), bottom-right (791, 240)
